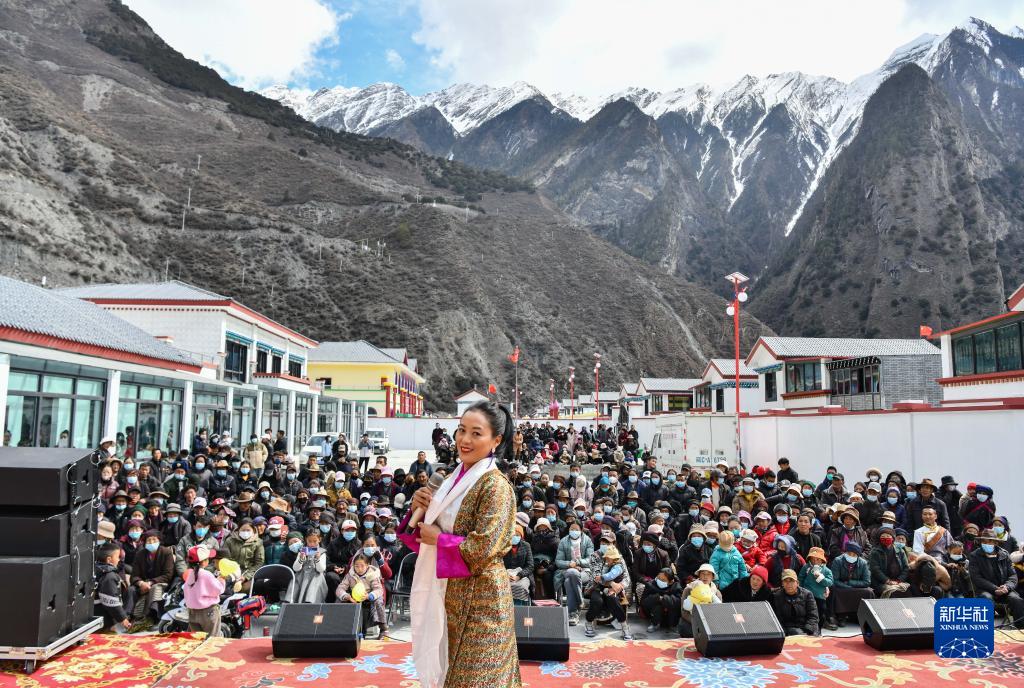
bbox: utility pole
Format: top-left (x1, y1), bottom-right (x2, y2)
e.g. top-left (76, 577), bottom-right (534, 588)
top-left (725, 272), bottom-right (750, 465)
top-left (593, 353), bottom-right (601, 423)
top-left (569, 366), bottom-right (575, 420)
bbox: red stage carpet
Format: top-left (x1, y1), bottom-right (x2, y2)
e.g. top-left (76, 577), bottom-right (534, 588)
top-left (0, 632), bottom-right (205, 688)
top-left (149, 633), bottom-right (1024, 688)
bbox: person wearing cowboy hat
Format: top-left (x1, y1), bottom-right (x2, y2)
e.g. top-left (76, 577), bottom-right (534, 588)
top-left (904, 478), bottom-right (950, 533)
top-left (827, 507), bottom-right (869, 561)
top-left (207, 459), bottom-right (237, 500)
top-left (160, 503), bottom-right (189, 545)
top-left (969, 529), bottom-right (1024, 627)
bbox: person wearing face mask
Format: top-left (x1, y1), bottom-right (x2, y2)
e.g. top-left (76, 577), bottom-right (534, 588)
top-left (827, 509), bottom-right (869, 561)
top-left (854, 482), bottom-right (884, 529)
top-left (262, 516), bottom-right (289, 565)
top-left (325, 520), bottom-right (362, 600)
top-left (969, 530), bottom-right (1024, 627)
top-left (243, 434), bottom-right (268, 479)
top-left (942, 541), bottom-right (975, 598)
top-left (866, 531), bottom-right (909, 599)
top-left (503, 524), bottom-right (535, 605)
top-left (286, 529), bottom-right (329, 604)
top-left (530, 518), bottom-right (560, 599)
top-left (174, 515), bottom-right (218, 576)
top-left (632, 532), bottom-right (670, 603)
top-left (205, 459), bottom-right (235, 500)
top-left (337, 552), bottom-right (388, 639)
top-left (325, 470), bottom-right (352, 509)
top-left (731, 477), bottom-right (764, 515)
top-left (160, 503), bottom-right (189, 546)
top-left (129, 530), bottom-right (174, 625)
top-left (960, 485), bottom-right (996, 531)
top-left (359, 534), bottom-right (393, 584)
top-left (903, 478), bottom-right (950, 533)
top-left (640, 568), bottom-right (681, 634)
top-left (104, 490), bottom-right (133, 536)
top-left (584, 539), bottom-right (632, 639)
top-left (555, 523), bottom-right (594, 626)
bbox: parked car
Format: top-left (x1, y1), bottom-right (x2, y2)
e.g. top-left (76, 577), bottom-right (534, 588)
top-left (366, 428), bottom-right (389, 454)
top-left (299, 432), bottom-right (335, 461)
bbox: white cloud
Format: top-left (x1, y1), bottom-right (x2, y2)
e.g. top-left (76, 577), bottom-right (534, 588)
top-left (385, 48), bottom-right (406, 72)
top-left (124, 0), bottom-right (345, 89)
top-left (411, 0), bottom-right (1024, 97)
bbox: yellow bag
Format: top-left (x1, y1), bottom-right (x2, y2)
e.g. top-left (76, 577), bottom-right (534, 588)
top-left (351, 580), bottom-right (368, 602)
top-left (218, 557), bottom-right (241, 579)
top-left (688, 582), bottom-right (714, 606)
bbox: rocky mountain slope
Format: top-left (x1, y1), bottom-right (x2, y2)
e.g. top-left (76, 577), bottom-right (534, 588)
top-left (268, 18), bottom-right (1024, 337)
top-left (0, 0), bottom-right (773, 412)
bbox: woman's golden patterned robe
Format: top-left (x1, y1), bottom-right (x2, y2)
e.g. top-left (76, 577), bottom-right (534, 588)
top-left (443, 468), bottom-right (522, 688)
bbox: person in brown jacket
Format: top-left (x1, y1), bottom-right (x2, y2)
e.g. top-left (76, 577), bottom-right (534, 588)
top-left (130, 529), bottom-right (175, 624)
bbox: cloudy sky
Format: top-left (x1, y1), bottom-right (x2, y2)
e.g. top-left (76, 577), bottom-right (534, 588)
top-left (125, 0), bottom-right (1023, 97)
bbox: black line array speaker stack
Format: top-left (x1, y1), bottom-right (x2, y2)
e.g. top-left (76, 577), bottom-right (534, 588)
top-left (0, 448), bottom-right (98, 646)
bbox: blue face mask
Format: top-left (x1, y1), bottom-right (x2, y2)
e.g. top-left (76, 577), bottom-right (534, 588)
top-left (342, 531), bottom-right (356, 541)
top-left (628, 475), bottom-right (637, 483)
top-left (731, 529), bottom-right (741, 538)
top-left (906, 492), bottom-right (917, 500)
top-left (887, 496), bottom-right (898, 505)
top-left (787, 494), bottom-right (798, 502)
top-left (128, 531), bottom-right (142, 540)
top-left (689, 509), bottom-right (699, 518)
top-left (651, 478), bottom-right (661, 486)
top-left (743, 485), bottom-right (753, 493)
top-left (866, 494), bottom-right (877, 502)
top-left (764, 482), bottom-right (776, 489)
top-left (216, 470), bottom-right (227, 477)
top-left (115, 503), bottom-right (126, 511)
top-left (286, 472), bottom-right (296, 480)
top-left (994, 526), bottom-right (1006, 536)
top-left (950, 553), bottom-right (963, 561)
top-left (569, 530), bottom-right (581, 540)
top-left (691, 537), bottom-right (704, 547)
top-left (127, 476), bottom-right (138, 485)
top-left (642, 544), bottom-right (655, 554)
top-left (195, 527), bottom-right (208, 538)
top-left (167, 515), bottom-right (179, 523)
top-left (593, 512), bottom-right (604, 521)
top-left (627, 501), bottom-right (637, 508)
top-left (655, 578), bottom-right (668, 588)
top-left (977, 493), bottom-right (989, 502)
top-left (598, 544), bottom-right (608, 555)
top-left (522, 500), bottom-right (533, 508)
top-left (145, 542), bottom-right (159, 553)
top-left (363, 547), bottom-right (377, 557)
top-left (319, 524), bottom-right (331, 533)
top-left (844, 553), bottom-right (858, 563)
top-left (676, 481), bottom-right (686, 489)
top-left (981, 543), bottom-right (996, 554)
top-left (334, 481), bottom-right (344, 489)
top-left (382, 477), bottom-right (392, 485)
top-left (289, 542), bottom-right (303, 553)
top-left (894, 542), bottom-right (906, 550)
top-left (880, 523), bottom-right (893, 530)
top-left (348, 505), bottom-right (358, 513)
top-left (241, 467), bottom-right (250, 475)
top-left (195, 463), bottom-right (206, 471)
top-left (575, 510), bottom-right (586, 519)
top-left (557, 501), bottom-right (567, 509)
top-left (776, 515), bottom-right (788, 524)
top-left (511, 535), bottom-right (521, 546)
top-left (384, 533), bottom-right (397, 543)
top-left (802, 489), bottom-right (813, 497)
top-left (363, 521), bottom-right (375, 530)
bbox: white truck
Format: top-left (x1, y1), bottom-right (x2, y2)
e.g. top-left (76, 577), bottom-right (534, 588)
top-left (650, 412), bottom-right (741, 476)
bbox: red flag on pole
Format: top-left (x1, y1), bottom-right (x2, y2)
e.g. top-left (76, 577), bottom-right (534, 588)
top-left (919, 325), bottom-right (933, 338)
top-left (488, 383), bottom-right (497, 395)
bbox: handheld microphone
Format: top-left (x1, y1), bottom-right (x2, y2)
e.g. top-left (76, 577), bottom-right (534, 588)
top-left (408, 472), bottom-right (445, 530)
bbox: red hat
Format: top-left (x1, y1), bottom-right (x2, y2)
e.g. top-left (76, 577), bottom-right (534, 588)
top-left (750, 565), bottom-right (769, 583)
top-left (753, 466), bottom-right (767, 477)
top-left (700, 501), bottom-right (715, 513)
top-left (967, 482), bottom-right (977, 490)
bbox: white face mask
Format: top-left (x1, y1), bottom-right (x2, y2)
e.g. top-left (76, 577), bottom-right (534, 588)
top-left (238, 530), bottom-right (253, 540)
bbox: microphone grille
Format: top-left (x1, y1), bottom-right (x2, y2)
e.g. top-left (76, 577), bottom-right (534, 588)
top-left (428, 472), bottom-right (446, 490)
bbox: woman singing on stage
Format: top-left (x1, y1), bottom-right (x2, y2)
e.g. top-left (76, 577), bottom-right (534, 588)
top-left (405, 401), bottom-right (522, 688)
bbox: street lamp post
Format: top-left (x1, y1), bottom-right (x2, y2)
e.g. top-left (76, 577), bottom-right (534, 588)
top-left (593, 353), bottom-right (602, 423)
top-left (724, 272), bottom-right (750, 466)
top-left (549, 378), bottom-right (555, 419)
top-left (569, 367), bottom-right (575, 419)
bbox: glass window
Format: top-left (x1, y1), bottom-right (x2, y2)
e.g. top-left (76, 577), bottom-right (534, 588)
top-left (668, 395), bottom-right (689, 412)
top-left (996, 324), bottom-right (1022, 372)
top-left (42, 376), bottom-right (74, 394)
top-left (38, 397), bottom-right (73, 448)
top-left (4, 395), bottom-right (37, 446)
top-left (9, 372), bottom-right (39, 392)
top-left (953, 336), bottom-right (974, 376)
top-left (974, 330), bottom-right (997, 374)
top-left (225, 340), bottom-right (248, 383)
top-left (288, 360), bottom-right (302, 378)
top-left (256, 349), bottom-right (268, 373)
top-left (116, 402), bottom-right (137, 458)
top-left (73, 398), bottom-right (103, 449)
top-left (764, 373), bottom-right (777, 402)
top-left (786, 362), bottom-right (819, 392)
top-left (76, 379), bottom-right (103, 397)
top-left (271, 355), bottom-right (282, 374)
top-left (139, 386), bottom-right (161, 401)
top-left (120, 384), bottom-right (139, 399)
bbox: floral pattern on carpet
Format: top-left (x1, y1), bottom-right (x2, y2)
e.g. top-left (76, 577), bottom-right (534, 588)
top-left (149, 633), bottom-right (1024, 688)
top-left (0, 632), bottom-right (205, 688)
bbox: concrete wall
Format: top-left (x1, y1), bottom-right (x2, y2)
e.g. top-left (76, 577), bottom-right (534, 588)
top-left (741, 408), bottom-right (1024, 529)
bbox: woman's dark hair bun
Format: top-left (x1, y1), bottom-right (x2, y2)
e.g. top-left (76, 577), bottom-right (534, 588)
top-left (465, 400), bottom-right (515, 462)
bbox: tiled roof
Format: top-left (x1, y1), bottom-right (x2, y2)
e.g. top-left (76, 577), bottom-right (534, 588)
top-left (620, 383), bottom-right (641, 395)
top-left (758, 336), bottom-right (940, 358)
top-left (708, 358), bottom-right (755, 377)
top-left (0, 276), bottom-right (199, 366)
top-left (640, 377), bottom-right (702, 392)
top-left (382, 347), bottom-right (407, 363)
top-left (57, 280), bottom-right (227, 301)
top-left (309, 340), bottom-right (402, 363)
top-left (408, 358), bottom-right (418, 373)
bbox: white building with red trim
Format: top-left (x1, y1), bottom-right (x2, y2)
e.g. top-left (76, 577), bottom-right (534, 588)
top-left (745, 336), bottom-right (942, 412)
top-left (932, 281), bottom-right (1024, 407)
top-left (454, 389), bottom-right (488, 417)
top-left (690, 358), bottom-right (760, 413)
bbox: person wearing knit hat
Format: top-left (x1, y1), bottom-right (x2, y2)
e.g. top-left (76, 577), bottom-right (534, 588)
top-left (129, 529), bottom-right (174, 625)
top-left (722, 559), bottom-right (772, 604)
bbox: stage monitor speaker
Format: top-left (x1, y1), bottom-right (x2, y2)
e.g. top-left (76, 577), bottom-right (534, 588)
top-left (0, 555), bottom-right (71, 647)
top-left (515, 605), bottom-right (569, 662)
top-left (858, 597), bottom-right (935, 650)
top-left (272, 603), bottom-right (360, 658)
top-left (693, 601), bottom-right (785, 657)
top-left (0, 502), bottom-right (94, 557)
top-left (0, 448), bottom-right (96, 508)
